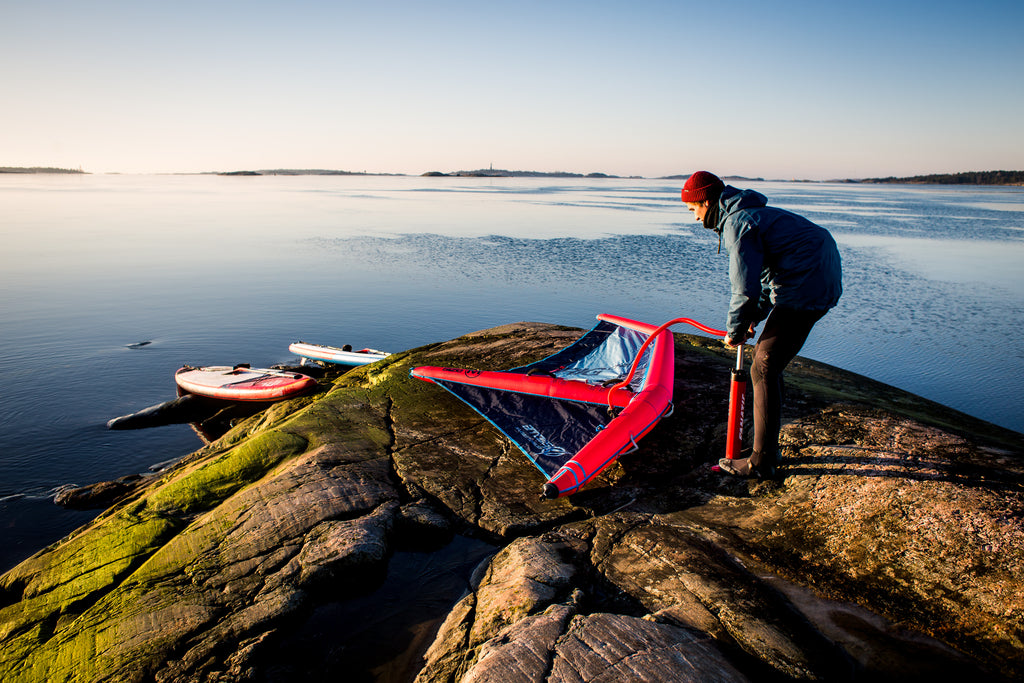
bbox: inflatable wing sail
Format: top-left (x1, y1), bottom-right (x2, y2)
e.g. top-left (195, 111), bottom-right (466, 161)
top-left (410, 314), bottom-right (675, 498)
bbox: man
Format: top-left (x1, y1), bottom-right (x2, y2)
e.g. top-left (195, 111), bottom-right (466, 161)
top-left (681, 171), bottom-right (842, 478)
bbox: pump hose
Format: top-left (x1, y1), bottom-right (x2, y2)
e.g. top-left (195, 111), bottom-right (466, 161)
top-left (605, 317), bottom-right (727, 412)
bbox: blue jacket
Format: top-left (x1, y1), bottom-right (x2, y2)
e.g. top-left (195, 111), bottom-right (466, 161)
top-left (714, 186), bottom-right (842, 338)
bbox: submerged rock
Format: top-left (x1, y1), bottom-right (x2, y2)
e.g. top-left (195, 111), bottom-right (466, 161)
top-left (53, 474), bottom-right (148, 510)
top-left (2, 322), bottom-right (1023, 681)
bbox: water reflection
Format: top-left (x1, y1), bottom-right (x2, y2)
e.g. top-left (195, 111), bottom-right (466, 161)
top-left (835, 234), bottom-right (1024, 288)
top-left (1, 175), bottom-right (1023, 574)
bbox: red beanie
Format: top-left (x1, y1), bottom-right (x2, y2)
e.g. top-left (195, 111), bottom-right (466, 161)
top-left (680, 171), bottom-right (724, 203)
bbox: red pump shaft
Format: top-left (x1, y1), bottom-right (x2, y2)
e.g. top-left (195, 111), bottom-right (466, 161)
top-left (725, 343), bottom-right (746, 460)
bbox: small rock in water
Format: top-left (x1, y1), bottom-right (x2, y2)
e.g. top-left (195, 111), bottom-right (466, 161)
top-left (54, 475), bottom-right (145, 510)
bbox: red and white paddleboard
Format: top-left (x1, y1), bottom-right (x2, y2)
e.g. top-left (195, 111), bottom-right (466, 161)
top-left (174, 365), bottom-right (316, 402)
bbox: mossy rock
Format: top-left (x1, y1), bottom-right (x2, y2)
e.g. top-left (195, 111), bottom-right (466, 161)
top-left (2, 321), bottom-right (1022, 681)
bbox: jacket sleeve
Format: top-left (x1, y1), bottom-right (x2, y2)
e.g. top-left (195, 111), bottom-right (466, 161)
top-left (726, 223), bottom-right (766, 338)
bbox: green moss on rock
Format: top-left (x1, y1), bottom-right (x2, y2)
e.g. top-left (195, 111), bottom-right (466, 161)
top-left (146, 429), bottom-right (307, 515)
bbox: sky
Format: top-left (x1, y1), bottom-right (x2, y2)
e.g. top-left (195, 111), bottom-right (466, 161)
top-left (3, 0), bottom-right (1022, 179)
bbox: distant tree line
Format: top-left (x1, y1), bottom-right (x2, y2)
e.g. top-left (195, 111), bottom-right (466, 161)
top-left (214, 169), bottom-right (409, 176)
top-left (424, 169), bottom-right (620, 178)
top-left (862, 170), bottom-right (1024, 186)
top-left (0, 166), bottom-right (86, 174)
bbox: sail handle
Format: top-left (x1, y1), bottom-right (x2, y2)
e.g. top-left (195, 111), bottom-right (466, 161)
top-left (605, 317), bottom-right (726, 412)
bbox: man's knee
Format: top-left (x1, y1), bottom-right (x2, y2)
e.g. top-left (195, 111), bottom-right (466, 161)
top-left (751, 344), bottom-right (778, 382)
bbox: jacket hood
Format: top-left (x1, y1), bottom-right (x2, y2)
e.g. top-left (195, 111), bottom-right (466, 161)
top-left (708, 186), bottom-right (769, 253)
top-left (720, 186), bottom-right (768, 214)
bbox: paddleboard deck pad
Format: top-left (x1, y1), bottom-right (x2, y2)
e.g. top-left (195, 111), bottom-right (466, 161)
top-left (175, 365), bottom-right (316, 402)
top-left (289, 342), bottom-right (390, 366)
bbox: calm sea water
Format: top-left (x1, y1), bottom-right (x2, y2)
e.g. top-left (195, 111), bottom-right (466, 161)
top-left (2, 174), bottom-right (1023, 573)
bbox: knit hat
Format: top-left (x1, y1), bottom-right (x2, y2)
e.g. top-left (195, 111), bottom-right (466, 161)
top-left (680, 171), bottom-right (724, 203)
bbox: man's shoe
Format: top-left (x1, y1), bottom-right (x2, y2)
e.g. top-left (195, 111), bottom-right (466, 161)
top-left (716, 457), bottom-right (752, 476)
top-left (716, 454), bottom-right (776, 480)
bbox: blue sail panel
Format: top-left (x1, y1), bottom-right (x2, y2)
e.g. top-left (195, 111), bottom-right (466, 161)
top-left (431, 379), bottom-right (612, 477)
top-left (511, 319), bottom-right (653, 391)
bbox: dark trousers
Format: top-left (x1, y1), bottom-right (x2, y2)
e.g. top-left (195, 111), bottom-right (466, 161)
top-left (750, 306), bottom-right (827, 466)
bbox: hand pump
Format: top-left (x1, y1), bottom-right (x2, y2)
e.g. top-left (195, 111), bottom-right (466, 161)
top-left (725, 342), bottom-right (746, 459)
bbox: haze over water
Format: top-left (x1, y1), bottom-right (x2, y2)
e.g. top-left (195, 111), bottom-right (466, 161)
top-left (1, 174), bottom-right (1023, 572)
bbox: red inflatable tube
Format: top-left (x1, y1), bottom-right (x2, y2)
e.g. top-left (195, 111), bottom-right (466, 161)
top-left (545, 318), bottom-right (676, 497)
top-left (545, 379), bottom-right (672, 497)
top-left (410, 366), bottom-right (637, 407)
top-left (597, 313), bottom-right (725, 339)
top-left (413, 314), bottom-right (725, 499)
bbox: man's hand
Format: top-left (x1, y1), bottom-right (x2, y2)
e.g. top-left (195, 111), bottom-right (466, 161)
top-left (724, 324), bottom-right (757, 348)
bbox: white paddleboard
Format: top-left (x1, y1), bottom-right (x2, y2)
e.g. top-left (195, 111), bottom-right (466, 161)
top-left (289, 342), bottom-right (390, 366)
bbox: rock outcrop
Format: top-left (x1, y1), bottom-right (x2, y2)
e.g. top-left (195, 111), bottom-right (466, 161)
top-left (2, 322), bottom-right (1022, 682)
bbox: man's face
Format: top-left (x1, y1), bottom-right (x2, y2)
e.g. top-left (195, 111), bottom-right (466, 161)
top-left (685, 201), bottom-right (709, 222)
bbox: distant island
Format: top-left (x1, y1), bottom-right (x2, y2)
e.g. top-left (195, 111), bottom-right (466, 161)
top-left (214, 169), bottom-right (403, 176)
top-left (857, 170), bottom-right (1024, 186)
top-left (422, 168), bottom-right (625, 178)
top-left (662, 174), bottom-right (765, 182)
top-left (0, 167), bottom-right (85, 174)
